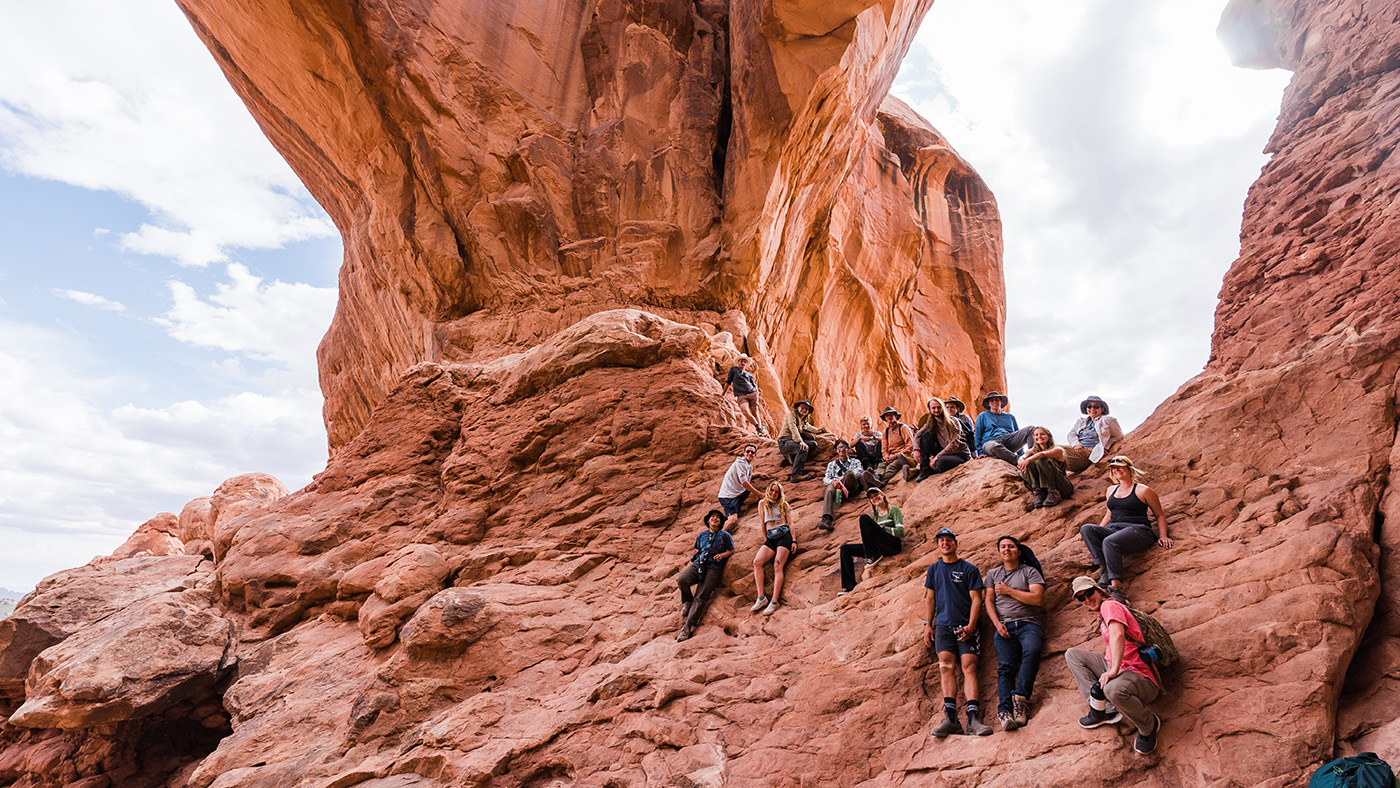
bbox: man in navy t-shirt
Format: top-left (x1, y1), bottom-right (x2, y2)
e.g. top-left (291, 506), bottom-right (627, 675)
top-left (921, 528), bottom-right (991, 737)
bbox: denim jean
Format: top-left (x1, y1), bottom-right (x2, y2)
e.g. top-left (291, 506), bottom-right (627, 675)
top-left (993, 620), bottom-right (1044, 714)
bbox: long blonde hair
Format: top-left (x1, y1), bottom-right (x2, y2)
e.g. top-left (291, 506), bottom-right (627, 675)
top-left (926, 397), bottom-right (962, 448)
top-left (761, 481), bottom-right (791, 521)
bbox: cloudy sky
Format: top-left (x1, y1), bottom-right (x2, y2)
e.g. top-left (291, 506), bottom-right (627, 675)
top-left (0, 0), bottom-right (1290, 592)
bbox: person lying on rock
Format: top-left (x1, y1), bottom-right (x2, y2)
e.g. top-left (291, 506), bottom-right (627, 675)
top-left (1017, 426), bottom-right (1074, 508)
top-left (837, 486), bottom-right (903, 595)
top-left (819, 440), bottom-right (866, 531)
top-left (975, 391), bottom-right (1033, 463)
top-left (850, 415), bottom-right (884, 471)
top-left (923, 528), bottom-right (993, 737)
top-left (1077, 456), bottom-right (1173, 597)
top-left (723, 354), bottom-right (767, 436)
top-left (1065, 576), bottom-right (1164, 754)
top-left (912, 397), bottom-right (970, 481)
top-left (864, 406), bottom-right (917, 486)
top-left (944, 396), bottom-right (976, 447)
top-left (751, 481), bottom-right (796, 616)
top-left (676, 509), bottom-right (736, 642)
top-left (1063, 395), bottom-right (1124, 474)
top-left (777, 399), bottom-right (830, 483)
top-left (984, 536), bottom-right (1045, 732)
top-left (717, 444), bottom-right (765, 531)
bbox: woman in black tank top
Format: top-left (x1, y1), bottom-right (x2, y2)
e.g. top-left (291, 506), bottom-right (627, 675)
top-left (1076, 456), bottom-right (1173, 595)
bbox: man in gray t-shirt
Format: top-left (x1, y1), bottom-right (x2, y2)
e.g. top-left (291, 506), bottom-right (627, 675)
top-left (983, 536), bottom-right (1046, 731)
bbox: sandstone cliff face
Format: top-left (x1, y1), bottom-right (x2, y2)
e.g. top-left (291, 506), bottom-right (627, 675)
top-left (2, 0), bottom-right (1399, 786)
top-left (170, 0), bottom-right (1004, 450)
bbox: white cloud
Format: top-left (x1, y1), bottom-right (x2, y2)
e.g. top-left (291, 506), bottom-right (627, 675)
top-left (53, 288), bottom-right (126, 312)
top-left (0, 0), bottom-right (335, 265)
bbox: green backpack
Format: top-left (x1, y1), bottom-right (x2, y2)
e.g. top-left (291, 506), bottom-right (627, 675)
top-left (1124, 603), bottom-right (1180, 669)
top-left (1308, 753), bottom-right (1399, 788)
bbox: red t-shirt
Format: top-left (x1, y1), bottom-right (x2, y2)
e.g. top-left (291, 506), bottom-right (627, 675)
top-left (1099, 599), bottom-right (1157, 684)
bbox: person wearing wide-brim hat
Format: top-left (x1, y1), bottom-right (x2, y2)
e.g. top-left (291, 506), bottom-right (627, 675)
top-left (1062, 395), bottom-right (1125, 474)
top-left (974, 392), bottom-right (1035, 465)
top-left (943, 397), bottom-right (976, 446)
top-left (675, 509), bottom-right (736, 642)
top-left (862, 406), bottom-right (918, 487)
top-left (776, 399), bottom-right (831, 483)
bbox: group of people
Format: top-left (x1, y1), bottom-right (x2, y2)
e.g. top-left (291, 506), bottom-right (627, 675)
top-left (674, 382), bottom-right (1175, 754)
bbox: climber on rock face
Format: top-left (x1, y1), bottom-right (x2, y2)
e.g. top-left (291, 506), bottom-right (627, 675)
top-left (723, 355), bottom-right (767, 436)
top-left (922, 528), bottom-right (993, 737)
top-left (1062, 396), bottom-right (1124, 474)
top-left (818, 440), bottom-right (866, 531)
top-left (716, 444), bottom-right (764, 531)
top-left (1065, 576), bottom-right (1164, 755)
top-left (675, 509), bottom-right (735, 642)
top-left (777, 399), bottom-right (829, 483)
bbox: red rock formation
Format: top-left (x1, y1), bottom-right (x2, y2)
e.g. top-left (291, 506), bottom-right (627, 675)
top-left (3, 0), bottom-right (1400, 786)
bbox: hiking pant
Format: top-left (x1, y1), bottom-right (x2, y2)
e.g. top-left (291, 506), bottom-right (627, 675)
top-left (982, 426), bottom-right (1036, 463)
top-left (822, 471), bottom-right (865, 519)
top-left (779, 437), bottom-right (817, 478)
top-left (1065, 647), bottom-right (1161, 734)
top-left (853, 441), bottom-right (882, 470)
top-left (993, 620), bottom-right (1045, 715)
top-left (1024, 457), bottom-right (1073, 497)
top-left (1062, 445), bottom-right (1094, 473)
top-left (838, 515), bottom-right (902, 590)
top-left (864, 454), bottom-right (914, 487)
top-left (1080, 522), bottom-right (1155, 583)
top-left (677, 562), bottom-right (724, 630)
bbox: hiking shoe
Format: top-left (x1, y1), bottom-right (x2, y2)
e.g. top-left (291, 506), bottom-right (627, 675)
top-left (1134, 714), bottom-right (1161, 754)
top-left (817, 515), bottom-right (833, 532)
top-left (1078, 707), bottom-right (1122, 729)
top-left (931, 713), bottom-right (963, 738)
top-left (1012, 695), bottom-right (1030, 727)
top-left (913, 471), bottom-right (930, 482)
top-left (757, 425), bottom-right (769, 436)
top-left (1044, 489), bottom-right (1061, 507)
top-left (998, 710), bottom-right (1019, 731)
top-left (1032, 489), bottom-right (1046, 508)
top-left (751, 596), bottom-right (770, 613)
top-left (763, 600), bottom-right (780, 615)
top-left (902, 466), bottom-right (915, 483)
top-left (965, 709), bottom-right (992, 736)
top-left (1107, 586), bottom-right (1130, 605)
top-left (789, 473), bottom-right (811, 483)
top-left (676, 626), bottom-right (693, 642)
top-left (865, 555), bottom-right (882, 568)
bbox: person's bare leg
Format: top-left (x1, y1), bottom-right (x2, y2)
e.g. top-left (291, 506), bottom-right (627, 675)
top-left (771, 547), bottom-right (791, 602)
top-left (752, 546), bottom-right (774, 599)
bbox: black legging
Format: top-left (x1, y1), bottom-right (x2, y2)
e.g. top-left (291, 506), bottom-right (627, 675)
top-left (839, 514), bottom-right (903, 590)
top-left (917, 430), bottom-right (968, 476)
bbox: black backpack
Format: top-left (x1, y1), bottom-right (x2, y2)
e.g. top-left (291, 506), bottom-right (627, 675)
top-left (1018, 543), bottom-right (1044, 577)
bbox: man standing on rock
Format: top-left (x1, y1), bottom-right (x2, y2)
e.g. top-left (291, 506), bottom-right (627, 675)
top-left (777, 399), bottom-right (829, 483)
top-left (922, 528), bottom-right (992, 737)
top-left (675, 510), bottom-right (736, 642)
top-left (819, 440), bottom-right (866, 531)
top-left (1065, 576), bottom-right (1163, 754)
top-left (984, 536), bottom-right (1046, 731)
top-left (866, 406), bottom-right (917, 486)
top-left (717, 444), bottom-right (764, 531)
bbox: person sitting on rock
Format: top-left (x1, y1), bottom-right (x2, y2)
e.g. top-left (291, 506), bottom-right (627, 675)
top-left (850, 415), bottom-right (884, 470)
top-left (819, 440), bottom-right (866, 531)
top-left (984, 536), bottom-right (1045, 731)
top-left (676, 509), bottom-right (736, 642)
top-left (944, 396), bottom-right (976, 446)
top-left (777, 399), bottom-right (829, 483)
top-left (717, 444), bottom-right (764, 531)
top-left (975, 391), bottom-right (1033, 463)
top-left (865, 406), bottom-right (917, 486)
top-left (837, 486), bottom-right (904, 595)
top-left (1065, 576), bottom-right (1164, 754)
top-left (751, 481), bottom-right (796, 615)
top-left (1063, 395), bottom-right (1125, 474)
top-left (1017, 426), bottom-right (1074, 508)
top-left (723, 354), bottom-right (767, 436)
top-left (923, 528), bottom-right (993, 737)
top-left (1078, 456), bottom-right (1173, 596)
top-left (912, 397), bottom-right (970, 481)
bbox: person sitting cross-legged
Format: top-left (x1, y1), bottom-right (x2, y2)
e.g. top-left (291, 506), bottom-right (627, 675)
top-left (819, 440), bottom-right (865, 531)
top-left (837, 486), bottom-right (904, 594)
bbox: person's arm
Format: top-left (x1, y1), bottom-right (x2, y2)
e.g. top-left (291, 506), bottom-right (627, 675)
top-left (1140, 485), bottom-right (1173, 546)
top-left (1103, 619), bottom-right (1127, 682)
top-left (985, 580), bottom-right (1007, 638)
top-left (922, 586), bottom-right (937, 647)
top-left (822, 461), bottom-right (841, 486)
top-left (1065, 418), bottom-right (1083, 447)
top-left (884, 506), bottom-right (905, 539)
top-left (973, 414), bottom-right (988, 455)
top-left (1099, 488), bottom-right (1114, 527)
top-left (1100, 416), bottom-right (1125, 453)
top-left (963, 588), bottom-right (983, 637)
top-left (996, 582), bottom-right (1045, 607)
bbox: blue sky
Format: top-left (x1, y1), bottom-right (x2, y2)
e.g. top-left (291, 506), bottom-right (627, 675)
top-left (0, 0), bottom-right (1290, 593)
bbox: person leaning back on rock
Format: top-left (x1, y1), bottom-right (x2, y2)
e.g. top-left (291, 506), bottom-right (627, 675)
top-left (675, 509), bottom-right (735, 642)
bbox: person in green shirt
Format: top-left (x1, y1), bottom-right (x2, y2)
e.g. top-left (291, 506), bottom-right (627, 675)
top-left (837, 487), bottom-right (905, 594)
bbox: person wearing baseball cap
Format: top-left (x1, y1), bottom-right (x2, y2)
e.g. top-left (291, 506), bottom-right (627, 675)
top-left (921, 527), bottom-right (992, 737)
top-left (1065, 576), bottom-right (1164, 754)
top-left (1062, 396), bottom-right (1125, 473)
top-left (836, 486), bottom-right (905, 594)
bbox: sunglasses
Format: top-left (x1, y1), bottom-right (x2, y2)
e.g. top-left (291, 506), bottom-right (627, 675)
top-left (1074, 590), bottom-right (1094, 602)
top-left (1086, 404), bottom-right (1103, 411)
top-left (744, 449), bottom-right (756, 456)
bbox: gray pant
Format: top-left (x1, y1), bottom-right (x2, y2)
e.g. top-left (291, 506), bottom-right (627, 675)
top-left (1065, 647), bottom-right (1161, 734)
top-left (1081, 523), bottom-right (1155, 582)
top-left (822, 471), bottom-right (865, 519)
top-left (864, 454), bottom-right (913, 487)
top-left (779, 437), bottom-right (817, 477)
top-left (982, 426), bottom-right (1036, 463)
top-left (677, 562), bottom-right (724, 630)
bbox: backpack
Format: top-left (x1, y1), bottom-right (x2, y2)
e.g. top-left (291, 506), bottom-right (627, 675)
top-left (1018, 543), bottom-right (1044, 577)
top-left (1124, 604), bottom-right (1179, 669)
top-left (1308, 753), bottom-right (1399, 788)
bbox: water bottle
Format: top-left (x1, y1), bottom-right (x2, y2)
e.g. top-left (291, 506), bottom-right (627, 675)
top-left (1140, 645), bottom-right (1161, 664)
top-left (1089, 681), bottom-right (1108, 713)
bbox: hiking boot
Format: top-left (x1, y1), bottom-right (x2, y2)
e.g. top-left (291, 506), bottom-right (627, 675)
top-left (1107, 586), bottom-right (1130, 605)
top-left (1012, 695), bottom-right (1030, 727)
top-left (1078, 706), bottom-right (1122, 729)
top-left (902, 466), bottom-right (915, 483)
top-left (914, 471), bottom-right (931, 482)
top-left (931, 711), bottom-right (963, 738)
top-left (817, 515), bottom-right (833, 532)
top-left (965, 708), bottom-right (992, 736)
top-left (789, 473), bottom-right (811, 483)
top-left (998, 710), bottom-right (1019, 731)
top-left (1043, 489), bottom-right (1061, 507)
top-left (763, 600), bottom-right (780, 615)
top-left (1133, 714), bottom-right (1161, 754)
top-left (837, 589), bottom-right (852, 596)
top-left (751, 596), bottom-right (770, 613)
top-left (1032, 489), bottom-right (1047, 508)
top-left (676, 626), bottom-right (693, 642)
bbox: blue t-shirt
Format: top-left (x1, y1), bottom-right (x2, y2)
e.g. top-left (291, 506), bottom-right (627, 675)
top-left (692, 529), bottom-right (735, 568)
top-left (974, 411), bottom-right (1019, 451)
top-left (924, 559), bottom-right (984, 626)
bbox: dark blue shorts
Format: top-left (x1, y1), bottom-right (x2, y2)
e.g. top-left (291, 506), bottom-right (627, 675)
top-left (719, 491), bottom-right (748, 519)
top-left (934, 624), bottom-right (981, 657)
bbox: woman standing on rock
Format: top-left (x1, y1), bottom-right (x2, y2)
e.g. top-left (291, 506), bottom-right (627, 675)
top-left (752, 481), bottom-right (795, 616)
top-left (1017, 427), bottom-right (1074, 508)
top-left (723, 355), bottom-right (767, 436)
top-left (1077, 456), bottom-right (1173, 596)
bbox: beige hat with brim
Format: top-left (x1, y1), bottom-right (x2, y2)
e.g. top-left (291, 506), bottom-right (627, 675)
top-left (1071, 576), bottom-right (1102, 595)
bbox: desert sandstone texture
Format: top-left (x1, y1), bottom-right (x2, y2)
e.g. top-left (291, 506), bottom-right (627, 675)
top-left (1, 0), bottom-right (1399, 786)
